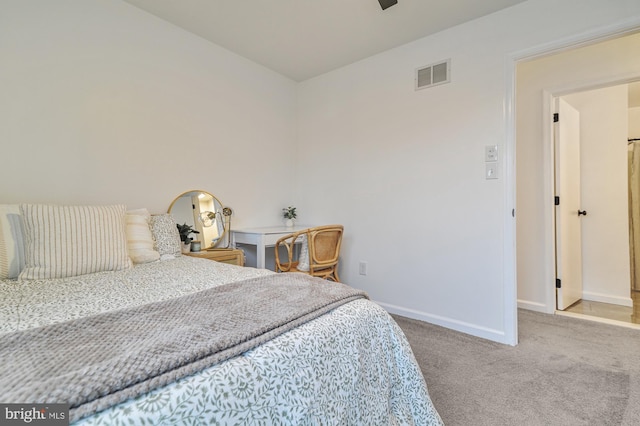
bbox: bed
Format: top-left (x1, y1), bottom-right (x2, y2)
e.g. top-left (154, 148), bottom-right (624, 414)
top-left (0, 203), bottom-right (443, 425)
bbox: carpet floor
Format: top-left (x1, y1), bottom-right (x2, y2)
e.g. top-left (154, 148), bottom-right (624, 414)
top-left (393, 309), bottom-right (640, 426)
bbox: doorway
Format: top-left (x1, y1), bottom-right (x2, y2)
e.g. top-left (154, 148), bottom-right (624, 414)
top-left (515, 29), bottom-right (640, 325)
top-left (553, 82), bottom-right (640, 327)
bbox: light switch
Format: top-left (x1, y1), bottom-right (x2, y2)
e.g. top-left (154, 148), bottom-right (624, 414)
top-left (485, 145), bottom-right (498, 162)
top-left (486, 162), bottom-right (499, 180)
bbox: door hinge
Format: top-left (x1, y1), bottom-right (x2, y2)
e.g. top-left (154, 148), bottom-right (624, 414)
top-left (553, 113), bottom-right (559, 122)
top-left (555, 196), bottom-right (560, 206)
top-left (556, 278), bottom-right (561, 288)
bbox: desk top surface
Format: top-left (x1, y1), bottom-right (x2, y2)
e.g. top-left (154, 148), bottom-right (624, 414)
top-left (232, 225), bottom-right (311, 235)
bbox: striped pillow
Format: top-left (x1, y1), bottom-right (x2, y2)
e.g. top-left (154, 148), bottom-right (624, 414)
top-left (126, 209), bottom-right (160, 264)
top-left (19, 204), bottom-right (131, 280)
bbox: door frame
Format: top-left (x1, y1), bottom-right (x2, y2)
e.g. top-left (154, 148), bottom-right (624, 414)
top-left (506, 19), bottom-right (640, 325)
top-left (545, 79), bottom-right (640, 312)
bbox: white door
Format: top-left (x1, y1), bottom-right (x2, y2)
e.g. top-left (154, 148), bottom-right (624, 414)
top-left (555, 97), bottom-right (584, 310)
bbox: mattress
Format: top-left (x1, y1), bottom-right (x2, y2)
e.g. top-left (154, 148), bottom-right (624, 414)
top-left (0, 256), bottom-right (443, 425)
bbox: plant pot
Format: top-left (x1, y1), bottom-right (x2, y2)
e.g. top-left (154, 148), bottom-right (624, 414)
top-left (181, 242), bottom-right (191, 254)
top-left (285, 218), bottom-right (294, 228)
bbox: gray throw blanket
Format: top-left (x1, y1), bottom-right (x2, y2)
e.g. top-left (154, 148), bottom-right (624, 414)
top-left (0, 273), bottom-right (367, 422)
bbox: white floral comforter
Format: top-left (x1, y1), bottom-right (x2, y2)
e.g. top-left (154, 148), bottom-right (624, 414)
top-left (0, 257), bottom-right (443, 425)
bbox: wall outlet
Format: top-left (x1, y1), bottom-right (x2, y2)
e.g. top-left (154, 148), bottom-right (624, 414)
top-left (485, 145), bottom-right (498, 162)
top-left (359, 261), bottom-right (368, 276)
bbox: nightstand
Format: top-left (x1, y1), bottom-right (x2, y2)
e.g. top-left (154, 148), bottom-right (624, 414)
top-left (184, 249), bottom-right (245, 266)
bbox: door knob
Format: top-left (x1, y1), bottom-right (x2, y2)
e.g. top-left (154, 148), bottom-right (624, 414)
top-left (578, 210), bottom-right (587, 216)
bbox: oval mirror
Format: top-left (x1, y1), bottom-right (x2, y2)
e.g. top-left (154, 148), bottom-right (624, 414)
top-left (168, 190), bottom-right (227, 249)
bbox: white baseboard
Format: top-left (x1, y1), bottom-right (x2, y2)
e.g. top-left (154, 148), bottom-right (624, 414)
top-left (377, 301), bottom-right (510, 345)
top-left (582, 291), bottom-right (633, 307)
top-left (556, 310), bottom-right (640, 330)
top-left (517, 299), bottom-right (551, 313)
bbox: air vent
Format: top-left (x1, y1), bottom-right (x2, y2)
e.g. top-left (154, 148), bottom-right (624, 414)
top-left (415, 59), bottom-right (450, 90)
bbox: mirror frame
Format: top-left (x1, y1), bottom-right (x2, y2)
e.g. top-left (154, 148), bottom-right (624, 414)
top-left (168, 189), bottom-right (228, 249)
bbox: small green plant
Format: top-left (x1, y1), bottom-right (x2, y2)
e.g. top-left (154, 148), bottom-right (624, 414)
top-left (176, 223), bottom-right (200, 245)
top-left (282, 206), bottom-right (297, 220)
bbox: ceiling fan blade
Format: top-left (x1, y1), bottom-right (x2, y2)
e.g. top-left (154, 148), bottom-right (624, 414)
top-left (378, 0), bottom-right (398, 10)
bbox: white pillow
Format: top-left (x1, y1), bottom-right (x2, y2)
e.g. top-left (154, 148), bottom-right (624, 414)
top-left (126, 209), bottom-right (160, 264)
top-left (19, 204), bottom-right (131, 280)
top-left (297, 234), bottom-right (310, 272)
top-left (0, 204), bottom-right (26, 279)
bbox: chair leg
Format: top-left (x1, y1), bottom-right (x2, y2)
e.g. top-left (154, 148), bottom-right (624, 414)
top-left (331, 269), bottom-right (340, 283)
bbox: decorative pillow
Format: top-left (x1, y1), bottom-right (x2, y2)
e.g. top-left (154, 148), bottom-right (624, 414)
top-left (149, 214), bottom-right (181, 258)
top-left (19, 204), bottom-right (131, 280)
top-left (126, 209), bottom-right (160, 264)
top-left (297, 234), bottom-right (310, 272)
top-left (0, 204), bottom-right (26, 279)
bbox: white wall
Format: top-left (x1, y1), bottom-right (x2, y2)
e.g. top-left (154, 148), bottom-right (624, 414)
top-left (0, 0), bottom-right (298, 225)
top-left (563, 86), bottom-right (631, 306)
top-left (631, 107), bottom-right (640, 138)
top-left (298, 0), bottom-right (640, 343)
top-left (517, 32), bottom-right (640, 313)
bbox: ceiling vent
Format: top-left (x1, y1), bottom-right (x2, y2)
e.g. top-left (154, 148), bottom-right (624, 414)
top-left (415, 59), bottom-right (450, 91)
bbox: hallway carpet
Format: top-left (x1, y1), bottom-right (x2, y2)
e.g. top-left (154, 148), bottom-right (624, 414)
top-left (394, 309), bottom-right (640, 426)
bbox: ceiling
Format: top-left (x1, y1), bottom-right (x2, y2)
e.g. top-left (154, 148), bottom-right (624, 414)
top-left (123, 0), bottom-right (527, 82)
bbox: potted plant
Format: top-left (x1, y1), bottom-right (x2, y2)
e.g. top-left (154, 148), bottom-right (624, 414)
top-left (282, 206), bottom-right (297, 228)
top-left (176, 223), bottom-right (200, 253)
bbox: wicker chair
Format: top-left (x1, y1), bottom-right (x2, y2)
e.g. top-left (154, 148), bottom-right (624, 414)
top-left (274, 225), bottom-right (344, 282)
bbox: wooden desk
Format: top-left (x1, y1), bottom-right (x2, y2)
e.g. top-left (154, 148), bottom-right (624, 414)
top-left (231, 225), bottom-right (309, 269)
top-left (184, 249), bottom-right (245, 266)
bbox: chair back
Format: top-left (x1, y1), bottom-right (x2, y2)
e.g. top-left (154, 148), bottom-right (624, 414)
top-left (275, 225), bottom-right (344, 282)
top-left (308, 225), bottom-right (343, 270)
